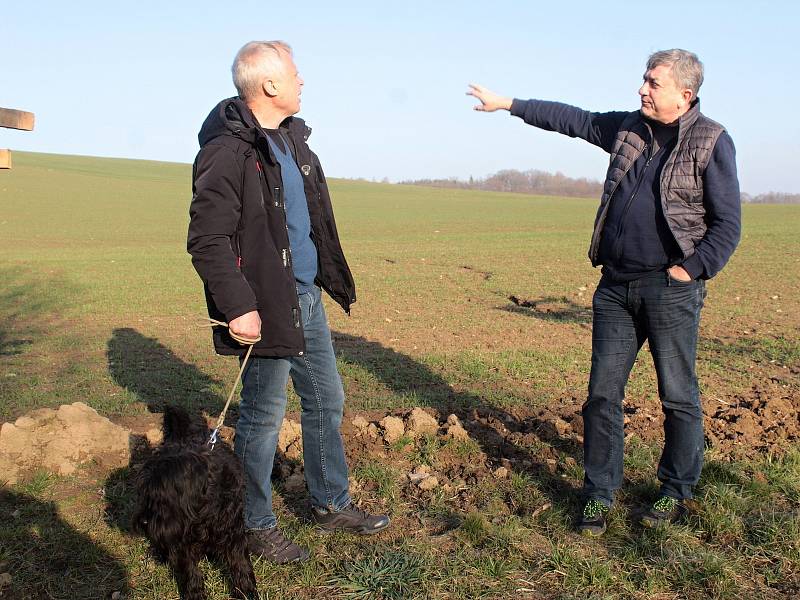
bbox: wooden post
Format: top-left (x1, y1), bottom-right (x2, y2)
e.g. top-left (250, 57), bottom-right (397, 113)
top-left (0, 108), bottom-right (36, 169)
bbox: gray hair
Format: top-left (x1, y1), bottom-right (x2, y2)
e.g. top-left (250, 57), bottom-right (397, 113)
top-left (646, 49), bottom-right (704, 99)
top-left (232, 41), bottom-right (292, 100)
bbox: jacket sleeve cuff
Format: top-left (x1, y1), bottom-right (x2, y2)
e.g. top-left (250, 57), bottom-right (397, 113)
top-left (510, 98), bottom-right (527, 118)
top-left (681, 253), bottom-right (705, 280)
top-left (225, 303), bottom-right (259, 324)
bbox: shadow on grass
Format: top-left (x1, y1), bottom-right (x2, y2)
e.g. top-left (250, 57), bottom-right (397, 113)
top-left (0, 332), bottom-right (31, 358)
top-left (0, 487), bottom-right (128, 598)
top-left (332, 331), bottom-right (582, 515)
top-left (0, 268), bottom-right (84, 419)
top-left (103, 432), bottom-right (155, 534)
top-left (0, 267), bottom-right (82, 356)
top-left (107, 327), bottom-right (226, 417)
top-left (497, 295), bottom-right (593, 324)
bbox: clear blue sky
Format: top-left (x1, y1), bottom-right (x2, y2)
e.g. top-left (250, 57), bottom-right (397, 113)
top-left (3, 0), bottom-right (798, 194)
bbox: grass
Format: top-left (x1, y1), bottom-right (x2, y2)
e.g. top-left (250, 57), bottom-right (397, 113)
top-left (329, 548), bottom-right (430, 599)
top-left (762, 449), bottom-right (800, 502)
top-left (352, 460), bottom-right (402, 506)
top-left (0, 152), bottom-right (799, 598)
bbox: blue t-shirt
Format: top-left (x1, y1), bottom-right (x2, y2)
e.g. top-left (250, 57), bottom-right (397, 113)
top-left (265, 132), bottom-right (318, 292)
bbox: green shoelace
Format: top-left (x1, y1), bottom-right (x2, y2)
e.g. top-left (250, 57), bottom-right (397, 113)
top-left (583, 499), bottom-right (609, 519)
top-left (653, 496), bottom-right (678, 513)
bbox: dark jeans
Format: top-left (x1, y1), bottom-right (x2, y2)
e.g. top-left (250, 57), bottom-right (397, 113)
top-left (234, 286), bottom-right (351, 530)
top-left (583, 271), bottom-right (706, 506)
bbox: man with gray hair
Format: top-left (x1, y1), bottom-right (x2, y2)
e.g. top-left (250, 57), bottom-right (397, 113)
top-left (188, 41), bottom-right (389, 563)
top-left (468, 49), bottom-right (740, 536)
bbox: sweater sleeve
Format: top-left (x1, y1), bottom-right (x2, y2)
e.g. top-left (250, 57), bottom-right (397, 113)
top-left (187, 143), bottom-right (258, 321)
top-left (681, 132), bottom-right (742, 280)
top-left (510, 99), bottom-right (629, 153)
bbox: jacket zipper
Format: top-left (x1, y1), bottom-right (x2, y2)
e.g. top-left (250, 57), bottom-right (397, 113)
top-left (232, 236), bottom-right (242, 267)
top-left (589, 143), bottom-right (643, 262)
top-left (255, 160), bottom-right (267, 210)
top-left (271, 146), bottom-right (302, 350)
top-left (260, 141), bottom-right (304, 354)
top-left (612, 144), bottom-right (654, 261)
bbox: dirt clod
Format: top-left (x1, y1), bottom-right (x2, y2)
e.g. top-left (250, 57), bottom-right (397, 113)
top-left (406, 407), bottom-right (439, 437)
top-left (0, 402), bottom-right (130, 484)
top-left (379, 415), bottom-right (405, 443)
top-left (366, 423), bottom-right (380, 440)
top-left (278, 419), bottom-right (302, 459)
top-left (283, 472), bottom-right (306, 493)
top-left (446, 423), bottom-right (470, 440)
top-left (418, 476), bottom-right (439, 490)
top-left (351, 415), bottom-right (370, 434)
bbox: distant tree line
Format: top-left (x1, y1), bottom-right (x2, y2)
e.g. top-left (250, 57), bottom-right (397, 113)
top-left (740, 192), bottom-right (800, 204)
top-left (399, 169), bottom-right (800, 203)
top-left (399, 169), bottom-right (603, 198)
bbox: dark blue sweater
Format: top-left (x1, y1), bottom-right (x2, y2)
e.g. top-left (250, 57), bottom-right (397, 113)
top-left (510, 99), bottom-right (740, 281)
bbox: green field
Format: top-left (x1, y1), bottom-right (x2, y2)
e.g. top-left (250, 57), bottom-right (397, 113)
top-left (1, 151), bottom-right (799, 599)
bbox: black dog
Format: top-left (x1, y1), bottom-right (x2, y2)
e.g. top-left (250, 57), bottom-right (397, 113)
top-left (132, 406), bottom-right (258, 600)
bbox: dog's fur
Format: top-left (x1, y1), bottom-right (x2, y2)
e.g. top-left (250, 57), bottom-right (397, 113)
top-left (132, 406), bottom-right (258, 600)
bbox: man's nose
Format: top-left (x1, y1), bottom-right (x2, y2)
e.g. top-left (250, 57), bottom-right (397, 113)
top-left (638, 83), bottom-right (648, 96)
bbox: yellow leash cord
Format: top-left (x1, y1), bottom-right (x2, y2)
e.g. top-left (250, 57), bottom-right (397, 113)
top-left (200, 318), bottom-right (261, 449)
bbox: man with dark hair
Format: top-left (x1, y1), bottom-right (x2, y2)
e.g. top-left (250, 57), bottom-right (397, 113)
top-left (468, 49), bottom-right (740, 536)
top-left (188, 41), bottom-right (389, 563)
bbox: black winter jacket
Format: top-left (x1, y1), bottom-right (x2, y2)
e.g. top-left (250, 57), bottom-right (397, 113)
top-left (188, 98), bottom-right (356, 357)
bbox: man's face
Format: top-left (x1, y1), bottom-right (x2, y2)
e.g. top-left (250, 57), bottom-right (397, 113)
top-left (273, 50), bottom-right (304, 116)
top-left (638, 64), bottom-right (691, 125)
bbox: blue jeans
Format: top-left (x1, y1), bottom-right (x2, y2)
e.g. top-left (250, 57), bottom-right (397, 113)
top-left (234, 286), bottom-right (351, 530)
top-left (583, 271), bottom-right (706, 506)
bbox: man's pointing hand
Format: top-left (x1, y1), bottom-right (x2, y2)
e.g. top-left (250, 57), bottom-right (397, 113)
top-left (467, 84), bottom-right (513, 112)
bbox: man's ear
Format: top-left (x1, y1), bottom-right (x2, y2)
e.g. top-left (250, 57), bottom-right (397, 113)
top-left (262, 78), bottom-right (279, 98)
top-left (681, 88), bottom-right (693, 105)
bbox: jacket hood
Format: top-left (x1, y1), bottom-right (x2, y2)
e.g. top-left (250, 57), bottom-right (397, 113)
top-left (198, 97), bottom-right (312, 148)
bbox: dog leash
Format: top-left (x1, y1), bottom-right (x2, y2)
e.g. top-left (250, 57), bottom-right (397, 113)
top-left (200, 318), bottom-right (260, 449)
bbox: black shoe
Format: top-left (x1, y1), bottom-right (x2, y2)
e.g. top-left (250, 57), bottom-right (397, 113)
top-left (312, 503), bottom-right (390, 535)
top-left (640, 495), bottom-right (687, 528)
top-left (577, 498), bottom-right (610, 537)
top-left (247, 527), bottom-right (310, 563)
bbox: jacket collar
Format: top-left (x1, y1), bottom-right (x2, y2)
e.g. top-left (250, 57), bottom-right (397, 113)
top-left (198, 97), bottom-right (312, 148)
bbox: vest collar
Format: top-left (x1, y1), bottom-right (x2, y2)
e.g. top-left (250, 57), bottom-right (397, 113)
top-left (676, 98), bottom-right (701, 131)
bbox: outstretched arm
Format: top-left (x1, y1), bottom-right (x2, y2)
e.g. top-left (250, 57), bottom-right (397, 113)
top-left (468, 83), bottom-right (629, 152)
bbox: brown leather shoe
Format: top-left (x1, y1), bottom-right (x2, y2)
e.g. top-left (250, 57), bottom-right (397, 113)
top-left (312, 503), bottom-right (390, 535)
top-left (247, 527), bottom-right (309, 563)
